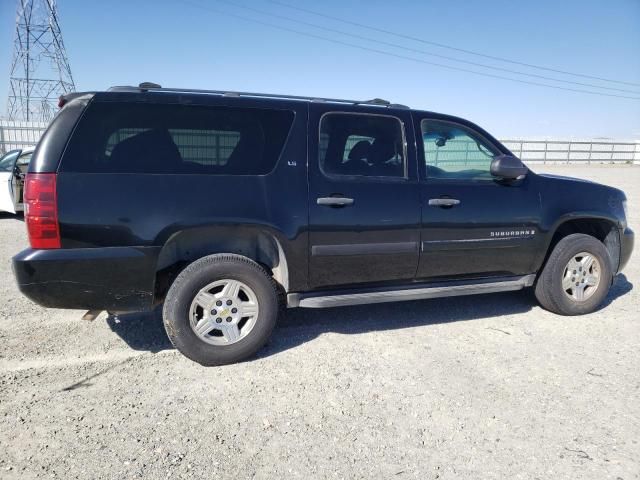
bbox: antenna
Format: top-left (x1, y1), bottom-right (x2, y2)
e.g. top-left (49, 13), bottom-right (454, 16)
top-left (6, 0), bottom-right (76, 122)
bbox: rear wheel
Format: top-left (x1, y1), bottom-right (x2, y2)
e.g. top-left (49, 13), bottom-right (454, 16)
top-left (535, 233), bottom-right (612, 315)
top-left (163, 254), bottom-right (279, 365)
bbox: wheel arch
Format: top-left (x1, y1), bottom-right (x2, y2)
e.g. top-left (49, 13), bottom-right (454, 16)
top-left (154, 225), bottom-right (290, 301)
top-left (541, 215), bottom-right (620, 274)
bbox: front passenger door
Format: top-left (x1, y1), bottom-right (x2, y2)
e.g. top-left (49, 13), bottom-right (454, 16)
top-left (416, 116), bottom-right (543, 281)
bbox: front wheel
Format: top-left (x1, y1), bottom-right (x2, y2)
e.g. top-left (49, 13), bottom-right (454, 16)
top-left (163, 254), bottom-right (279, 365)
top-left (535, 233), bottom-right (613, 315)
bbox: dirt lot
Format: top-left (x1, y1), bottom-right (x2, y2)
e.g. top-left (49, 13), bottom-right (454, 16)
top-left (0, 165), bottom-right (638, 479)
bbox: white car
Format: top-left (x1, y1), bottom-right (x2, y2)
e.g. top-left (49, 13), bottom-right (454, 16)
top-left (0, 147), bottom-right (34, 214)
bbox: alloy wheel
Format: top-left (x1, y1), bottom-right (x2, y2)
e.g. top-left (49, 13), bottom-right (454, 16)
top-left (562, 252), bottom-right (601, 302)
top-left (189, 279), bottom-right (259, 345)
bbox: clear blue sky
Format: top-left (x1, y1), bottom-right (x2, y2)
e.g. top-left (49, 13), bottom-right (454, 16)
top-left (1, 0), bottom-right (639, 138)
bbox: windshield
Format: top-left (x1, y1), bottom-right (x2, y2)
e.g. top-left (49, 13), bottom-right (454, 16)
top-left (0, 150), bottom-right (21, 172)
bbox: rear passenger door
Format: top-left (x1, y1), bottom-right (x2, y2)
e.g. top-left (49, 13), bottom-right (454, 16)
top-left (307, 104), bottom-right (421, 289)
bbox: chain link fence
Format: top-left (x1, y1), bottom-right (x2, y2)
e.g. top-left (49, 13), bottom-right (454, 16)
top-left (1, 119), bottom-right (638, 164)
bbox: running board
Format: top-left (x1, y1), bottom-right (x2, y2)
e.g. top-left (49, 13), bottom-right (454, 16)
top-left (287, 274), bottom-right (536, 308)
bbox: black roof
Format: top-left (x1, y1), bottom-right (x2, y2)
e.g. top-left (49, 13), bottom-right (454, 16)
top-left (61, 83), bottom-right (510, 156)
top-left (106, 83), bottom-right (410, 110)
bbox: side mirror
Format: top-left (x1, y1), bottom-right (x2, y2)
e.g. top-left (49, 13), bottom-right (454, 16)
top-left (490, 155), bottom-right (527, 180)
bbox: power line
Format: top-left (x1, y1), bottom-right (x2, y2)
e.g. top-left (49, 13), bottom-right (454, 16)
top-left (267, 0), bottom-right (640, 88)
top-left (215, 0), bottom-right (639, 95)
top-left (175, 0), bottom-right (640, 101)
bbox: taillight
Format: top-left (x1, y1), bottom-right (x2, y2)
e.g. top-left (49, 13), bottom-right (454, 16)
top-left (24, 173), bottom-right (61, 249)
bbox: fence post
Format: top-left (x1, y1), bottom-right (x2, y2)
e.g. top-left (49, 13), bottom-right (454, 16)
top-left (464, 140), bottom-right (469, 166)
top-left (635, 141), bottom-right (640, 165)
top-left (0, 123), bottom-right (5, 155)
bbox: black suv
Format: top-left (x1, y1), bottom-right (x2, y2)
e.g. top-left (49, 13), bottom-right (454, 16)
top-left (12, 84), bottom-right (634, 365)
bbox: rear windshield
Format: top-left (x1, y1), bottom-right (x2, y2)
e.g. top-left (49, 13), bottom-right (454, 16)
top-left (61, 102), bottom-right (294, 174)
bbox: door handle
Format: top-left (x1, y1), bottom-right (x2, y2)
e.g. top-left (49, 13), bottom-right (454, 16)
top-left (317, 197), bottom-right (355, 207)
top-left (428, 198), bottom-right (460, 207)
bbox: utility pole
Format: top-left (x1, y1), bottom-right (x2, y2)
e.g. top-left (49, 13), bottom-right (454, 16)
top-left (7, 0), bottom-right (75, 122)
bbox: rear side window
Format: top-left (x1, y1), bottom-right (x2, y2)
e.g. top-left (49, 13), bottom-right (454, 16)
top-left (61, 102), bottom-right (294, 174)
top-left (319, 113), bottom-right (406, 178)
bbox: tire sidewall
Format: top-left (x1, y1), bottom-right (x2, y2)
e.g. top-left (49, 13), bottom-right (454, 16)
top-left (545, 234), bottom-right (612, 315)
top-left (163, 255), bottom-right (278, 365)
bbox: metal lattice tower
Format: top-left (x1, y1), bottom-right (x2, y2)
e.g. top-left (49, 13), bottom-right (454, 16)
top-left (7, 0), bottom-right (75, 122)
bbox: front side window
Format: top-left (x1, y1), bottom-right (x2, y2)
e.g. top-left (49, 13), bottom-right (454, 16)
top-left (320, 113), bottom-right (406, 178)
top-left (0, 150), bottom-right (20, 172)
top-left (62, 103), bottom-right (294, 175)
top-left (421, 119), bottom-right (500, 180)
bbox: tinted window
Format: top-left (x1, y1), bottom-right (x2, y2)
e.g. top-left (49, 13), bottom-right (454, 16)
top-left (343, 134), bottom-right (375, 162)
top-left (62, 102), bottom-right (294, 174)
top-left (421, 119), bottom-right (499, 180)
top-left (320, 113), bottom-right (406, 178)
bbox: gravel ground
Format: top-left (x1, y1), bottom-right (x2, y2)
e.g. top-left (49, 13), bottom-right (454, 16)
top-left (0, 165), bottom-right (638, 479)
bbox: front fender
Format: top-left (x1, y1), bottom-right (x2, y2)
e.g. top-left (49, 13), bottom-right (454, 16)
top-left (532, 173), bottom-right (627, 273)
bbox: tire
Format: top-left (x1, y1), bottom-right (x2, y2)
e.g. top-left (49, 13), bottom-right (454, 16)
top-left (535, 233), bottom-right (613, 315)
top-left (162, 254), bottom-right (279, 366)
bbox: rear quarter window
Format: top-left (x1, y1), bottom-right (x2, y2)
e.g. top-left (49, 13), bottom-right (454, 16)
top-left (60, 102), bottom-right (294, 174)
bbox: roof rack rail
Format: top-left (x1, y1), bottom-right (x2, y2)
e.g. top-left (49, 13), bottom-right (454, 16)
top-left (138, 82), bottom-right (162, 90)
top-left (107, 84), bottom-right (410, 109)
top-left (358, 98), bottom-right (390, 106)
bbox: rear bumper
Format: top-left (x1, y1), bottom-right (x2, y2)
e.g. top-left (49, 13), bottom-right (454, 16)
top-left (618, 227), bottom-right (634, 273)
top-left (12, 247), bottom-right (160, 312)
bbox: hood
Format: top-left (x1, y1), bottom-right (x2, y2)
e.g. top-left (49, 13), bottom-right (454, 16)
top-left (535, 171), bottom-right (627, 220)
top-left (536, 173), bottom-right (596, 184)
top-left (535, 172), bottom-right (625, 199)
